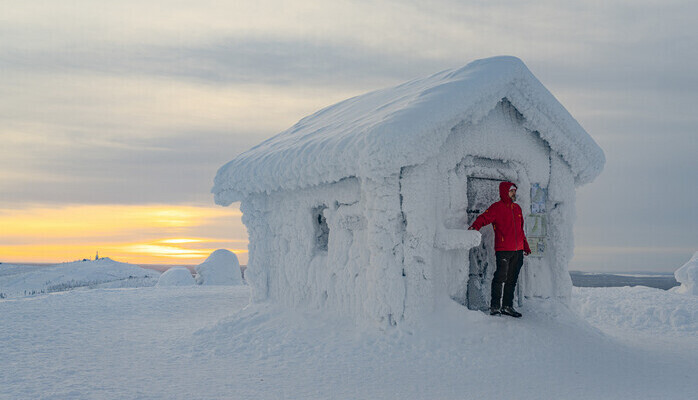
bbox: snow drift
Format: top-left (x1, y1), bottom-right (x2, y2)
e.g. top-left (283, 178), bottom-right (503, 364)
top-left (194, 249), bottom-right (243, 286)
top-left (574, 286), bottom-right (698, 337)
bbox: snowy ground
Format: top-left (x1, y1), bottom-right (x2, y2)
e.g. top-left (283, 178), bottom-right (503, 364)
top-left (1, 281), bottom-right (696, 399)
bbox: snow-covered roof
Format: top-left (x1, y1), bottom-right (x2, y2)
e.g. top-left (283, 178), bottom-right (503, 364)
top-left (213, 56), bottom-right (605, 205)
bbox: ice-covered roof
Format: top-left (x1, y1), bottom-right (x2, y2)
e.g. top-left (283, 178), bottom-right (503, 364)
top-left (213, 56), bottom-right (605, 205)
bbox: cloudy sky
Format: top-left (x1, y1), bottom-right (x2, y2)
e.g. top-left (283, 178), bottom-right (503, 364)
top-left (1, 0), bottom-right (696, 271)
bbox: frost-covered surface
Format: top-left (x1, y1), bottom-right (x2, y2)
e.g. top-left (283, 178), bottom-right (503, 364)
top-left (156, 267), bottom-right (195, 287)
top-left (0, 258), bottom-right (159, 298)
top-left (0, 285), bottom-right (696, 399)
top-left (194, 249), bottom-right (243, 286)
top-left (672, 251), bottom-right (698, 295)
top-left (213, 56), bottom-right (604, 204)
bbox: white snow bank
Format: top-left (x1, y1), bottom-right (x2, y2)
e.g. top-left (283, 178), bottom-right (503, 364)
top-left (672, 251), bottom-right (698, 295)
top-left (0, 258), bottom-right (159, 298)
top-left (213, 56), bottom-right (605, 205)
top-left (573, 286), bottom-right (698, 338)
top-left (157, 267), bottom-right (196, 287)
top-left (194, 249), bottom-right (243, 286)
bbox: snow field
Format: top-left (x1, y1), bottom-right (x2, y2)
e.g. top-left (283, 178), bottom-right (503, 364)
top-left (0, 286), bottom-right (249, 400)
top-left (1, 284), bottom-right (696, 399)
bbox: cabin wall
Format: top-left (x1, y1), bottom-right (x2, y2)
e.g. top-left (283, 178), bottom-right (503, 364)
top-left (241, 176), bottom-right (409, 326)
top-left (242, 178), bottom-right (362, 311)
top-left (398, 159), bottom-right (440, 323)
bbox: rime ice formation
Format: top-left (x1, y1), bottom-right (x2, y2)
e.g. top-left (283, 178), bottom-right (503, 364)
top-left (194, 249), bottom-right (243, 286)
top-left (673, 252), bottom-right (698, 296)
top-left (212, 56), bottom-right (605, 327)
top-left (156, 267), bottom-right (196, 287)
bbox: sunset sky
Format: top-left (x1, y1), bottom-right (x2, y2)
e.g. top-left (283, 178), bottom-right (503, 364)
top-left (1, 1), bottom-right (696, 271)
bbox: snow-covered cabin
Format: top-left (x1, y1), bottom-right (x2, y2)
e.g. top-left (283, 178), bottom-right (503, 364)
top-left (212, 56), bottom-right (605, 327)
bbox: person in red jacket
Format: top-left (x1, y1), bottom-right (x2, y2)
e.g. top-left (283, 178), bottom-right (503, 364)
top-left (468, 181), bottom-right (531, 317)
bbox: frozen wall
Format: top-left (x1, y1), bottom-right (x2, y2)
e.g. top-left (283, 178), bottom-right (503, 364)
top-left (242, 177), bottom-right (398, 325)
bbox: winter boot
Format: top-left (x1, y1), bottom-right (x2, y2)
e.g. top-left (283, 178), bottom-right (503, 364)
top-left (501, 306), bottom-right (522, 318)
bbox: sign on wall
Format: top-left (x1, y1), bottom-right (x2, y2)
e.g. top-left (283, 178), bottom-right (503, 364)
top-left (526, 183), bottom-right (547, 257)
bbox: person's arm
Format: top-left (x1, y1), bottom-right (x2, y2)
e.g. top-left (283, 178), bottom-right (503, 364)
top-left (469, 205), bottom-right (496, 231)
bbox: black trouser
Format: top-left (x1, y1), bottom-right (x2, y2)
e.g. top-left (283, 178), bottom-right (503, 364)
top-left (491, 250), bottom-right (524, 309)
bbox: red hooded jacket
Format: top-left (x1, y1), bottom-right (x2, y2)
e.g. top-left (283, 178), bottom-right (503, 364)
top-left (469, 181), bottom-right (531, 254)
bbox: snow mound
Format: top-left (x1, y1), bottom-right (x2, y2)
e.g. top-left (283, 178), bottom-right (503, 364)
top-left (157, 267), bottom-right (196, 287)
top-left (194, 249), bottom-right (243, 286)
top-left (672, 251), bottom-right (698, 295)
top-left (213, 56), bottom-right (605, 205)
top-left (573, 286), bottom-right (698, 337)
top-left (0, 258), bottom-right (159, 298)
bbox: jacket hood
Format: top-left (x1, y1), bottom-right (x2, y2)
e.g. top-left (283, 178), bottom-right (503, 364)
top-left (499, 181), bottom-right (517, 203)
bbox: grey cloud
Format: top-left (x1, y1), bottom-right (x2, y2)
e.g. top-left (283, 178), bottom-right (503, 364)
top-left (0, 38), bottom-right (440, 87)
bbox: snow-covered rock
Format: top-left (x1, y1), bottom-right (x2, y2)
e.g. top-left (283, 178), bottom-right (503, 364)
top-left (194, 249), bottom-right (243, 286)
top-left (0, 258), bottom-right (159, 298)
top-left (672, 251), bottom-right (698, 296)
top-left (156, 267), bottom-right (196, 287)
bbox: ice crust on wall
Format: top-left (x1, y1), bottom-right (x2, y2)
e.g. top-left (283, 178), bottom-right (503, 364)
top-left (213, 56), bottom-right (605, 205)
top-left (157, 267), bottom-right (196, 287)
top-left (195, 249), bottom-right (243, 286)
top-left (673, 252), bottom-right (698, 296)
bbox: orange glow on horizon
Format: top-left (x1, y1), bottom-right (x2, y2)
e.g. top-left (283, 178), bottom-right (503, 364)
top-left (0, 204), bottom-right (248, 265)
